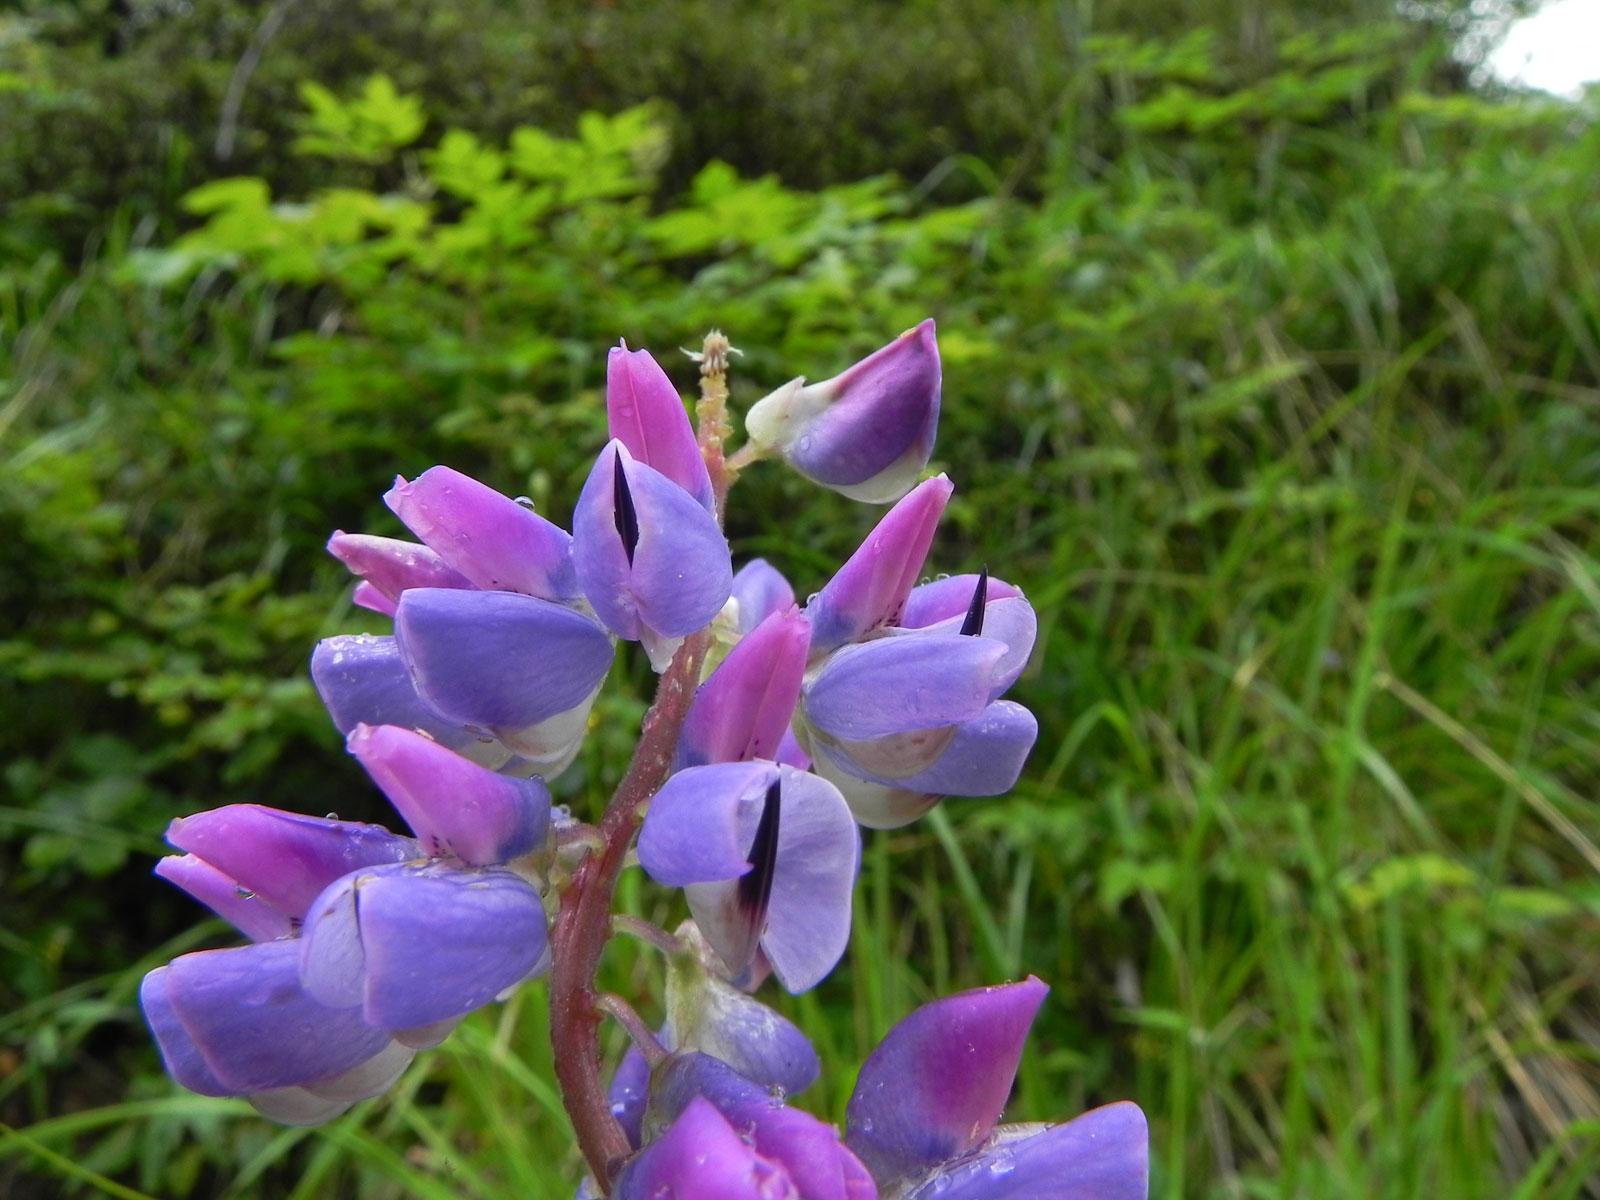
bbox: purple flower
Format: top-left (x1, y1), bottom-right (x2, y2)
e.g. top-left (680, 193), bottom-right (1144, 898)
top-left (604, 939), bottom-right (821, 1158)
top-left (318, 464), bottom-right (618, 779)
top-left (678, 606), bottom-right (810, 768)
top-left (804, 474), bottom-right (952, 656)
top-left (607, 342), bottom-right (714, 512)
top-left (311, 632), bottom-right (524, 770)
top-left (615, 1095), bottom-right (869, 1200)
top-left (298, 860), bottom-right (548, 1030)
top-left (141, 939), bottom-right (410, 1124)
top-left (161, 804), bottom-right (419, 922)
top-left (392, 586), bottom-right (614, 773)
top-left (844, 979), bottom-right (1148, 1200)
top-left (623, 1053), bottom-right (877, 1200)
top-left (384, 466), bottom-right (579, 603)
top-left (745, 320), bottom-right (941, 504)
top-left (143, 721), bottom-right (558, 1119)
top-left (799, 499), bottom-right (1040, 828)
top-left (637, 761), bottom-right (859, 992)
top-left (572, 440), bottom-right (733, 668)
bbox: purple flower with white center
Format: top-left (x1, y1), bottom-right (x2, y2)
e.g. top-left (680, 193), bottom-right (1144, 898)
top-left (291, 723), bottom-right (554, 1028)
top-left (607, 341), bottom-right (715, 512)
top-left (627, 1053), bottom-right (878, 1200)
top-left (745, 319), bottom-right (941, 505)
top-left (800, 564), bottom-right (1040, 829)
top-left (637, 761), bottom-right (859, 992)
top-left (844, 978), bottom-right (1148, 1200)
top-left (319, 464), bottom-right (616, 779)
top-left (142, 719), bottom-right (558, 1119)
top-left (678, 606), bottom-right (810, 768)
top-left (572, 439), bottom-right (734, 668)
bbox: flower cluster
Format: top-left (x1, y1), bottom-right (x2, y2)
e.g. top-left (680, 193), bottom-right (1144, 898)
top-left (140, 323), bottom-right (1148, 1196)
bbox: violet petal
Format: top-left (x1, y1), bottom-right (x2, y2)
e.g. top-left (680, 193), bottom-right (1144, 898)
top-left (311, 633), bottom-right (511, 767)
top-left (845, 978), bottom-right (1048, 1184)
top-left (162, 940), bottom-right (393, 1093)
top-left (385, 466), bottom-right (578, 602)
top-left (347, 723), bottom-right (551, 865)
top-left (805, 475), bottom-right (953, 654)
top-left (804, 634), bottom-right (1005, 740)
top-left (678, 607), bottom-right (810, 768)
top-left (902, 1103), bottom-right (1150, 1200)
top-left (572, 441), bottom-right (733, 642)
top-left (327, 532), bottom-right (474, 603)
top-left (299, 862), bottom-right (548, 1029)
top-left (395, 587), bottom-right (614, 733)
top-left (154, 854), bottom-right (295, 942)
top-left (164, 804), bottom-right (418, 919)
top-left (607, 342), bottom-right (714, 511)
top-left (614, 1095), bottom-right (795, 1200)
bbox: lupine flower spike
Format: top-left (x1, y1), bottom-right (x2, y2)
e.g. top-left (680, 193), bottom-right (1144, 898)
top-left (140, 326), bottom-right (1146, 1199)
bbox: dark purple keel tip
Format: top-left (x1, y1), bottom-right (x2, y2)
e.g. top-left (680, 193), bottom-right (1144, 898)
top-left (737, 779), bottom-right (782, 932)
top-left (612, 454), bottom-right (640, 566)
top-left (959, 567), bottom-right (988, 637)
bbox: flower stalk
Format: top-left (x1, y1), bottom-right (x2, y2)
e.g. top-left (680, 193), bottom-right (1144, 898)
top-left (548, 628), bottom-right (709, 1191)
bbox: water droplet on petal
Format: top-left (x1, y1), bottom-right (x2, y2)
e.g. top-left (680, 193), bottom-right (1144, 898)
top-left (986, 1149), bottom-right (1016, 1176)
top-left (234, 887), bottom-right (255, 899)
top-left (514, 496), bottom-right (536, 510)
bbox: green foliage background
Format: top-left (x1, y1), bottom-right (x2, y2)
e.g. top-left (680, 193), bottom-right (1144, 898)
top-left (3, 1), bottom-right (1598, 1196)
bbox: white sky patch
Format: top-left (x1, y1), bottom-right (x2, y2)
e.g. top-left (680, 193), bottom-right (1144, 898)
top-left (1486, 0), bottom-right (1600, 96)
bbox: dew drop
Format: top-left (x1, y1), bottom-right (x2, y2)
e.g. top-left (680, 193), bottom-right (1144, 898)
top-left (234, 887), bottom-right (255, 899)
top-left (986, 1149), bottom-right (1016, 1177)
top-left (325, 812), bottom-right (339, 820)
top-left (514, 496), bottom-right (536, 510)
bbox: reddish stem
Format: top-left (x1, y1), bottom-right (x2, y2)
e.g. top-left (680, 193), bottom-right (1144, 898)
top-left (548, 630), bottom-right (708, 1191)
